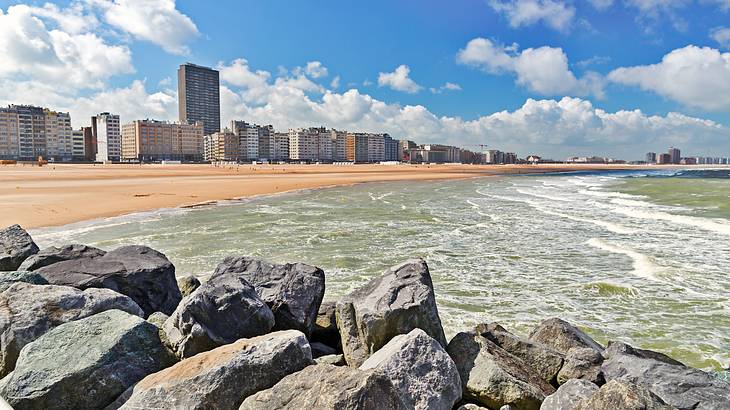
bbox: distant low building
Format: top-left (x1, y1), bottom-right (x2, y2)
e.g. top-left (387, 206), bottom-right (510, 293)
top-left (646, 152), bottom-right (656, 163)
top-left (656, 153), bottom-right (671, 164)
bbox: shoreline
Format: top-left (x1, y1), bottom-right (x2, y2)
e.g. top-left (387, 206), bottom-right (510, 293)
top-left (1, 162), bottom-right (689, 229)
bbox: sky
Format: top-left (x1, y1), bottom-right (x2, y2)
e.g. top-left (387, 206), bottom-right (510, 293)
top-left (0, 0), bottom-right (729, 159)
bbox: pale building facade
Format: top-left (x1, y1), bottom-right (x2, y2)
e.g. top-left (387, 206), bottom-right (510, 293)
top-left (121, 119), bottom-right (204, 162)
top-left (0, 105), bottom-right (73, 161)
top-left (204, 130), bottom-right (239, 162)
top-left (92, 113), bottom-right (121, 162)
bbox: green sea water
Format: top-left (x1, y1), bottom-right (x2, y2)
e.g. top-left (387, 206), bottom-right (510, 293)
top-left (31, 169), bottom-right (730, 371)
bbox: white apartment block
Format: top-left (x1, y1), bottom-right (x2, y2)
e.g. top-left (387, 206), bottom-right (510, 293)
top-left (288, 128), bottom-right (318, 161)
top-left (271, 132), bottom-right (289, 161)
top-left (231, 120), bottom-right (260, 161)
top-left (72, 129), bottom-right (85, 159)
top-left (45, 111), bottom-right (73, 160)
top-left (317, 129), bottom-right (333, 161)
top-left (93, 113), bottom-right (121, 162)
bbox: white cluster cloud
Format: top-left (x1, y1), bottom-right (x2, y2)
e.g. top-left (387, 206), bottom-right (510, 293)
top-left (303, 61), bottom-right (328, 78)
top-left (488, 0), bottom-right (576, 32)
top-left (215, 58), bottom-right (725, 158)
top-left (0, 4), bottom-right (133, 89)
top-left (377, 65), bottom-right (423, 93)
top-left (608, 45), bottom-right (730, 111)
top-left (711, 27), bottom-right (730, 49)
top-left (95, 0), bottom-right (199, 55)
top-left (457, 38), bottom-right (604, 98)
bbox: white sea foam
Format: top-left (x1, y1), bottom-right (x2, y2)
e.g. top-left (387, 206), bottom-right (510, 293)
top-left (515, 188), bottom-right (573, 202)
top-left (579, 189), bottom-right (645, 199)
top-left (587, 238), bottom-right (661, 280)
top-left (536, 207), bottom-right (637, 234)
top-left (610, 206), bottom-right (730, 236)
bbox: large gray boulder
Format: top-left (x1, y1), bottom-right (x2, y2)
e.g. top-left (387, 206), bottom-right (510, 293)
top-left (557, 347), bottom-right (604, 385)
top-left (0, 282), bottom-right (143, 377)
top-left (0, 270), bottom-right (48, 292)
top-left (214, 256), bottom-right (325, 338)
top-left (36, 245), bottom-right (182, 317)
top-left (163, 270), bottom-right (275, 358)
top-left (18, 244), bottom-right (106, 271)
top-left (239, 363), bottom-right (408, 409)
top-left (176, 275), bottom-right (201, 297)
top-left (540, 379), bottom-right (598, 410)
top-left (0, 225), bottom-right (39, 271)
top-left (111, 330), bottom-right (312, 409)
top-left (336, 258), bottom-right (447, 367)
top-left (528, 318), bottom-right (603, 355)
top-left (0, 309), bottom-right (176, 410)
top-left (602, 341), bottom-right (730, 409)
top-left (477, 323), bottom-right (564, 384)
top-left (574, 379), bottom-right (673, 410)
top-left (360, 328), bottom-right (462, 410)
top-left (447, 330), bottom-right (556, 410)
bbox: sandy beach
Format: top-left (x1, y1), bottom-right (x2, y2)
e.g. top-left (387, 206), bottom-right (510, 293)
top-left (1, 162), bottom-right (670, 229)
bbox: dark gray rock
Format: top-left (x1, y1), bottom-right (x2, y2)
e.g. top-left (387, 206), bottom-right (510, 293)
top-left (239, 363), bottom-right (408, 409)
top-left (111, 330), bottom-right (312, 409)
top-left (316, 354), bottom-right (346, 366)
top-left (213, 256), bottom-right (325, 338)
top-left (336, 258), bottom-right (447, 367)
top-left (447, 330), bottom-right (556, 410)
top-left (36, 245), bottom-right (182, 317)
top-left (574, 379), bottom-right (673, 410)
top-left (477, 323), bottom-right (564, 384)
top-left (176, 275), bottom-right (200, 298)
top-left (602, 341), bottom-right (730, 410)
top-left (163, 270), bottom-right (275, 358)
top-left (0, 270), bottom-right (48, 292)
top-left (360, 328), bottom-right (462, 410)
top-left (313, 300), bottom-right (340, 348)
top-left (540, 379), bottom-right (598, 410)
top-left (529, 318), bottom-right (603, 355)
top-left (557, 347), bottom-right (604, 385)
top-left (18, 244), bottom-right (106, 271)
top-left (311, 341), bottom-right (337, 357)
top-left (0, 282), bottom-right (143, 377)
top-left (0, 309), bottom-right (176, 410)
top-left (0, 224), bottom-right (39, 271)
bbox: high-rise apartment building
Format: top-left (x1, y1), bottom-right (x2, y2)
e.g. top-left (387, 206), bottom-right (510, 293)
top-left (72, 129), bottom-right (86, 160)
top-left (204, 130), bottom-right (239, 162)
top-left (121, 119), bottom-right (204, 162)
top-left (668, 147), bottom-right (681, 164)
top-left (289, 127), bottom-right (332, 162)
top-left (331, 130), bottom-right (347, 161)
top-left (178, 63), bottom-right (220, 136)
top-left (646, 152), bottom-right (657, 163)
top-left (92, 113), bottom-right (121, 162)
top-left (345, 133), bottom-right (370, 163)
top-left (231, 121), bottom-right (260, 161)
top-left (383, 134), bottom-right (400, 162)
top-left (0, 105), bottom-right (72, 161)
top-left (271, 132), bottom-right (289, 161)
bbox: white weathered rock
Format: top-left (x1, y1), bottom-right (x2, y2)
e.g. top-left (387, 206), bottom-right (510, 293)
top-left (111, 330), bottom-right (312, 409)
top-left (540, 379), bottom-right (599, 410)
top-left (447, 330), bottom-right (556, 410)
top-left (360, 328), bottom-right (462, 410)
top-left (336, 258), bottom-right (447, 367)
top-left (239, 363), bottom-right (407, 409)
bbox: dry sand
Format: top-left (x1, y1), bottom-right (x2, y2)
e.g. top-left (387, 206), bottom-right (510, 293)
top-left (0, 162), bottom-right (667, 229)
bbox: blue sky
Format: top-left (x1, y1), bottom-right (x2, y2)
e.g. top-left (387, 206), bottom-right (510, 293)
top-left (1, 0), bottom-right (729, 159)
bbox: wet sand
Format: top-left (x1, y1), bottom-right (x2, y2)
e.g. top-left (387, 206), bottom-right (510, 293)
top-left (0, 162), bottom-right (668, 229)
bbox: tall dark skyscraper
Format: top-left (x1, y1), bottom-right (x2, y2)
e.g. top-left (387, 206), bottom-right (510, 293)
top-left (178, 63), bottom-right (220, 136)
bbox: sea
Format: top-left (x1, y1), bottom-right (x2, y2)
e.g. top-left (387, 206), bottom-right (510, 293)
top-left (30, 168), bottom-right (730, 372)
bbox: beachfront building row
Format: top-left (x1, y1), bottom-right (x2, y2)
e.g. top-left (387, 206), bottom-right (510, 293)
top-left (121, 119), bottom-right (205, 162)
top-left (203, 121), bottom-right (289, 162)
top-left (0, 105), bottom-right (79, 161)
